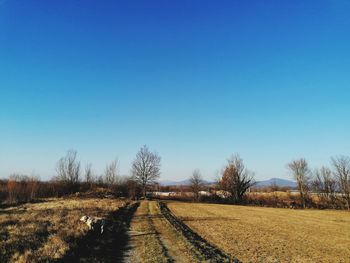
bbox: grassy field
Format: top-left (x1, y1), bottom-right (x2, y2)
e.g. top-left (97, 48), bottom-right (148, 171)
top-left (3, 198), bottom-right (349, 262)
top-left (0, 197), bottom-right (126, 262)
top-left (167, 202), bottom-right (350, 263)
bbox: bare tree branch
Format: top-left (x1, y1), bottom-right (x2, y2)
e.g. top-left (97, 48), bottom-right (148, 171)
top-left (288, 158), bottom-right (310, 208)
top-left (190, 169), bottom-right (203, 201)
top-left (332, 155), bottom-right (350, 210)
top-left (131, 145), bottom-right (161, 198)
top-left (56, 150), bottom-right (80, 193)
top-left (104, 159), bottom-right (119, 187)
top-left (219, 154), bottom-right (254, 204)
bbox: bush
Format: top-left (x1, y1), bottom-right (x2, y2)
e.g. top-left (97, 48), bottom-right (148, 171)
top-left (5, 174), bottom-right (40, 204)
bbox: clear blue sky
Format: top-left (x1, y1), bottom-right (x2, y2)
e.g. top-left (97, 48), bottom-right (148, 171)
top-left (1, 0), bottom-right (349, 181)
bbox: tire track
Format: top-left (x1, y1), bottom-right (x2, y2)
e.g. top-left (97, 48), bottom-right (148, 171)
top-left (159, 202), bottom-right (240, 263)
top-left (126, 200), bottom-right (172, 263)
top-left (149, 201), bottom-right (199, 263)
top-left (146, 202), bottom-right (174, 263)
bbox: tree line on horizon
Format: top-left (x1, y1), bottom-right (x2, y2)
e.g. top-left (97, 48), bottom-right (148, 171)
top-left (1, 146), bottom-right (350, 210)
top-left (0, 145), bottom-right (160, 204)
top-left (187, 155), bottom-right (350, 210)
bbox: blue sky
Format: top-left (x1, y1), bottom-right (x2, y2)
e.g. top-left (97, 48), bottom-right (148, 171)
top-left (1, 0), bottom-right (350, 181)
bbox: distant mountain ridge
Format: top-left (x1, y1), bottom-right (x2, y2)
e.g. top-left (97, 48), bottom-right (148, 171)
top-left (159, 177), bottom-right (296, 188)
top-left (255, 178), bottom-right (297, 188)
top-left (159, 179), bottom-right (213, 186)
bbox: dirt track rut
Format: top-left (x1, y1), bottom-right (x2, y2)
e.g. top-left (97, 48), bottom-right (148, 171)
top-left (127, 200), bottom-right (238, 263)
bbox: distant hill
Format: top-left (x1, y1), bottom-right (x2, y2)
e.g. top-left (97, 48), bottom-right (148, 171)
top-left (255, 178), bottom-right (297, 188)
top-left (159, 177), bottom-right (296, 188)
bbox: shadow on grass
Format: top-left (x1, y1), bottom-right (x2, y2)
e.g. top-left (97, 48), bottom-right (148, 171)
top-left (0, 220), bottom-right (51, 262)
top-left (57, 202), bottom-right (139, 263)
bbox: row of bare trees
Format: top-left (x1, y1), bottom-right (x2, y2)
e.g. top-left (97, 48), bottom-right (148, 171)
top-left (54, 149), bottom-right (120, 191)
top-left (187, 154), bottom-right (350, 210)
top-left (288, 156), bottom-right (350, 209)
top-left (52, 146), bottom-right (161, 198)
top-left (2, 147), bottom-right (349, 210)
top-left (0, 145), bottom-right (160, 204)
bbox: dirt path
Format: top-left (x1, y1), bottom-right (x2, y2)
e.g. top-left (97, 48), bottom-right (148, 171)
top-left (125, 200), bottom-right (170, 263)
top-left (126, 200), bottom-right (199, 263)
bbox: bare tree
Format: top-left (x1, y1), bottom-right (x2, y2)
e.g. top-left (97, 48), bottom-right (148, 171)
top-left (131, 145), bottom-right (161, 198)
top-left (56, 150), bottom-right (80, 192)
top-left (97, 175), bottom-right (104, 185)
top-left (104, 159), bottom-right (119, 188)
top-left (312, 166), bottom-right (336, 206)
top-left (288, 158), bottom-right (310, 208)
top-left (332, 156), bottom-right (350, 210)
top-left (28, 175), bottom-right (40, 200)
top-left (219, 154), bottom-right (254, 204)
top-left (190, 169), bottom-right (203, 201)
top-left (85, 163), bottom-right (94, 186)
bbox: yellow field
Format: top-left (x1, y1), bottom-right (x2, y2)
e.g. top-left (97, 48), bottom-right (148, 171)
top-left (3, 198), bottom-right (349, 262)
top-left (0, 197), bottom-right (126, 262)
top-left (167, 202), bottom-right (350, 263)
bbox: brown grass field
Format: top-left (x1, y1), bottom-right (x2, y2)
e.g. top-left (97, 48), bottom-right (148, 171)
top-left (0, 197), bottom-right (126, 262)
top-left (2, 197), bottom-right (349, 263)
top-left (167, 202), bottom-right (350, 263)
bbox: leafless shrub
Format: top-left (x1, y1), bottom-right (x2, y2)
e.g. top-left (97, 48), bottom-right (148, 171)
top-left (312, 167), bottom-right (337, 207)
top-left (85, 163), bottom-right (94, 186)
top-left (5, 174), bottom-right (40, 204)
top-left (56, 150), bottom-right (81, 193)
top-left (189, 169), bottom-right (203, 201)
top-left (104, 159), bottom-right (119, 188)
top-left (125, 178), bottom-right (142, 199)
top-left (0, 179), bottom-right (7, 202)
top-left (332, 156), bottom-right (350, 210)
top-left (219, 154), bottom-right (255, 204)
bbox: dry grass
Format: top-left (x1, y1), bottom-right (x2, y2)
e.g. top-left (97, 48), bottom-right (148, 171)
top-left (168, 202), bottom-right (350, 263)
top-left (0, 197), bottom-right (126, 262)
top-left (128, 200), bottom-right (200, 262)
